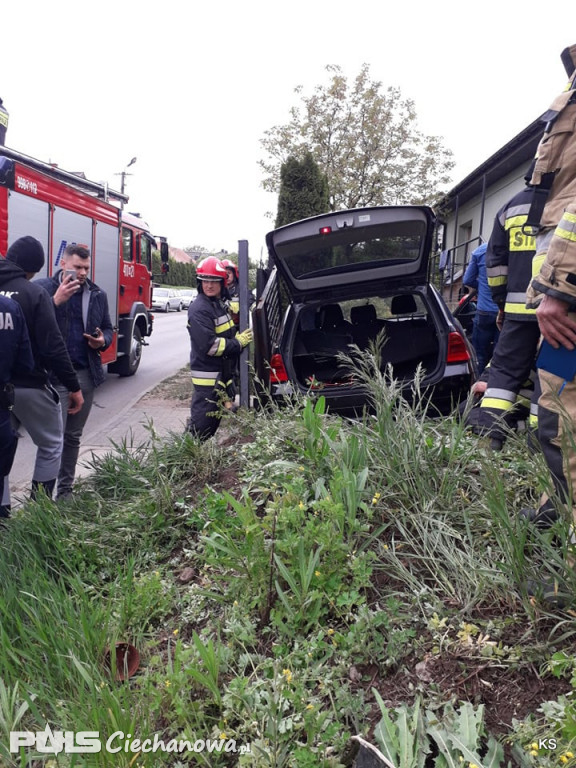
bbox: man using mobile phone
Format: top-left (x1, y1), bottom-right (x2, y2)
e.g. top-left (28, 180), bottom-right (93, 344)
top-left (36, 244), bottom-right (113, 499)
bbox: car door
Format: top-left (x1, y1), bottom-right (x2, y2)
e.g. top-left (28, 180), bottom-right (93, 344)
top-left (253, 266), bottom-right (285, 397)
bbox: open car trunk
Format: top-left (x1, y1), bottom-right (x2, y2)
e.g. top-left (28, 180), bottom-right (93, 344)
top-left (290, 294), bottom-right (441, 389)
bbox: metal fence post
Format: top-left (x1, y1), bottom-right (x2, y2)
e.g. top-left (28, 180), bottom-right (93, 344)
top-left (238, 240), bottom-right (250, 409)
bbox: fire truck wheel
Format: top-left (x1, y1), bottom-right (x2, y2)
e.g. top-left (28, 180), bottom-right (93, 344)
top-left (115, 325), bottom-right (143, 377)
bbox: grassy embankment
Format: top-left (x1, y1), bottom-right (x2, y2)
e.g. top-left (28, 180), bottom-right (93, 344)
top-left (2, 354), bottom-right (576, 768)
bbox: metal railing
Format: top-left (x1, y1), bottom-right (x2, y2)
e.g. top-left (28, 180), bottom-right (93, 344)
top-left (430, 236), bottom-right (484, 309)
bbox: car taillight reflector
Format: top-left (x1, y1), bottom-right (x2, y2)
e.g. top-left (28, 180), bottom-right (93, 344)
top-left (446, 331), bottom-right (470, 363)
top-left (270, 353), bottom-right (288, 382)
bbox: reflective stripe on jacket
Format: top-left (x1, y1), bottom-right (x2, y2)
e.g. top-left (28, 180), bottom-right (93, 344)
top-left (486, 187), bottom-right (537, 319)
top-left (187, 292), bottom-right (241, 386)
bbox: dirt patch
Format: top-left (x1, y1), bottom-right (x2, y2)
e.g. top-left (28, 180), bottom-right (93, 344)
top-left (142, 366), bottom-right (192, 403)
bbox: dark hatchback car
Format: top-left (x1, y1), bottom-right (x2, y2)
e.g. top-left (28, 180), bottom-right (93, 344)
top-left (253, 205), bottom-right (477, 416)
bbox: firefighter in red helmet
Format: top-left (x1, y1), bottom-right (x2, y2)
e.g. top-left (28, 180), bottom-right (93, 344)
top-left (187, 256), bottom-right (252, 440)
top-left (221, 258), bottom-right (240, 327)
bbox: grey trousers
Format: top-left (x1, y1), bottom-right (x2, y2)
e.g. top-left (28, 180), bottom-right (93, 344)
top-left (1, 385), bottom-right (63, 507)
top-left (56, 368), bottom-right (95, 498)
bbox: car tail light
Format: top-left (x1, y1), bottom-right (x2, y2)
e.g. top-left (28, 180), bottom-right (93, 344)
top-left (446, 331), bottom-right (471, 363)
top-left (270, 353), bottom-right (288, 382)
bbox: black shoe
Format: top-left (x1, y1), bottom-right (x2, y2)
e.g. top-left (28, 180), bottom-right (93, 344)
top-left (524, 578), bottom-right (572, 609)
top-left (519, 502), bottom-right (559, 529)
top-left (31, 478), bottom-right (56, 501)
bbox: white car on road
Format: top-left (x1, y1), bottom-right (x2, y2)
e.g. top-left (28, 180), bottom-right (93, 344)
top-left (152, 287), bottom-right (183, 312)
top-left (178, 289), bottom-right (197, 309)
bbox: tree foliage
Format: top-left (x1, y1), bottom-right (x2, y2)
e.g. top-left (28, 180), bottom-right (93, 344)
top-left (260, 63), bottom-right (455, 211)
top-left (151, 250), bottom-right (197, 287)
top-left (275, 152), bottom-right (330, 227)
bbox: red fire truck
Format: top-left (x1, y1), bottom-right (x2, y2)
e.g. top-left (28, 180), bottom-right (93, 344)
top-left (0, 145), bottom-right (168, 376)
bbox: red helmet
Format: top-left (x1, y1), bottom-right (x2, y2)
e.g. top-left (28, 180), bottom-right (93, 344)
top-left (221, 258), bottom-right (239, 280)
top-left (196, 256), bottom-right (227, 281)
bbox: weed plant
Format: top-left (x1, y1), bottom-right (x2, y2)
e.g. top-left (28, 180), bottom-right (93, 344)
top-left (1, 350), bottom-right (576, 766)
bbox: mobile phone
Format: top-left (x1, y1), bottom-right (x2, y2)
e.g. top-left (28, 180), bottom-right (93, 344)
top-left (91, 329), bottom-right (100, 338)
top-left (65, 269), bottom-right (77, 280)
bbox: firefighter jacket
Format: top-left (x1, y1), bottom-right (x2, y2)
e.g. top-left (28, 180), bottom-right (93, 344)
top-left (36, 271), bottom-right (114, 388)
top-left (0, 258), bottom-right (80, 392)
top-left (485, 187), bottom-right (538, 320)
top-left (529, 43), bottom-right (576, 232)
top-left (187, 292), bottom-right (242, 388)
top-left (527, 43), bottom-right (576, 307)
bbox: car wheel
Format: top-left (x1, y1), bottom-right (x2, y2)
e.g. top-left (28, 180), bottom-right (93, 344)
top-left (177, 302), bottom-right (182, 312)
top-left (164, 303), bottom-right (170, 313)
top-left (113, 325), bottom-right (143, 377)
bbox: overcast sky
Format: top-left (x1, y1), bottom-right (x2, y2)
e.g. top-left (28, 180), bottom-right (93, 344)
top-left (2, 1), bottom-right (574, 260)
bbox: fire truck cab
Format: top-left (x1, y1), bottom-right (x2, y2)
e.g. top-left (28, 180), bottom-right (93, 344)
top-left (0, 146), bottom-right (166, 376)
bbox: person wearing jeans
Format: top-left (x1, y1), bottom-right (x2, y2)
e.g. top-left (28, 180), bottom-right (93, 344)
top-left (463, 242), bottom-right (500, 374)
top-left (36, 244), bottom-right (113, 499)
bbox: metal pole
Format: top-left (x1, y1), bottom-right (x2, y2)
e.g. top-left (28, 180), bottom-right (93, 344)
top-left (238, 240), bottom-right (250, 409)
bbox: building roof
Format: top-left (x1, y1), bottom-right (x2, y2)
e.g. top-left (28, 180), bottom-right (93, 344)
top-left (436, 116), bottom-right (545, 213)
top-left (169, 246), bottom-right (196, 264)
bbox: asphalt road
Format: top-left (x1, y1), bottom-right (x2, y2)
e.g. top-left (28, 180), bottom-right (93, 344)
top-left (8, 309), bottom-right (191, 500)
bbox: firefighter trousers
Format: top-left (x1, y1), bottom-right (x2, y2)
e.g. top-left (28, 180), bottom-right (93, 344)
top-left (478, 318), bottom-right (541, 441)
top-left (188, 375), bottom-right (235, 442)
top-left (538, 368), bottom-right (576, 524)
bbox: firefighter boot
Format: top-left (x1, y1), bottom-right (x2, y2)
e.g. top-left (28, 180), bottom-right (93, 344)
top-left (519, 499), bottom-right (559, 530)
top-left (524, 577), bottom-right (572, 609)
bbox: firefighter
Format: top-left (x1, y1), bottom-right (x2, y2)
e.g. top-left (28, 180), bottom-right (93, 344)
top-left (0, 294), bottom-right (34, 518)
top-left (187, 256), bottom-right (253, 440)
top-left (479, 186), bottom-right (542, 449)
top-left (517, 43), bottom-right (576, 603)
top-left (524, 44), bottom-right (576, 524)
top-left (221, 258), bottom-right (240, 327)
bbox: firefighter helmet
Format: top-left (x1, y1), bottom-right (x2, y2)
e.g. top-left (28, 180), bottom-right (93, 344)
top-left (196, 256), bottom-right (227, 282)
top-left (221, 258), bottom-right (239, 280)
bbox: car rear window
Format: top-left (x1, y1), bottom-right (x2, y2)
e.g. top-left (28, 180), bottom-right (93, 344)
top-left (275, 220), bottom-right (426, 280)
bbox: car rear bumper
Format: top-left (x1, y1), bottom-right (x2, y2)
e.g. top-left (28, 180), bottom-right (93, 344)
top-left (269, 371), bottom-right (472, 417)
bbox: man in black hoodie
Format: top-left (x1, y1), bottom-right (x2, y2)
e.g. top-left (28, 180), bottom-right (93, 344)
top-left (0, 236), bottom-right (83, 510)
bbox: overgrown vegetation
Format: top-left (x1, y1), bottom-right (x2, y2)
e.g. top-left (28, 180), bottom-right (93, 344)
top-left (2, 356), bottom-right (576, 767)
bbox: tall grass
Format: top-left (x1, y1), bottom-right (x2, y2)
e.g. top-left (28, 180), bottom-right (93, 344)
top-left (0, 351), bottom-right (574, 765)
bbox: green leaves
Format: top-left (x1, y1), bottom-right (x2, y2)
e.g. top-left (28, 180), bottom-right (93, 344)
top-left (259, 63), bottom-right (455, 211)
top-left (373, 694), bottom-right (506, 768)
